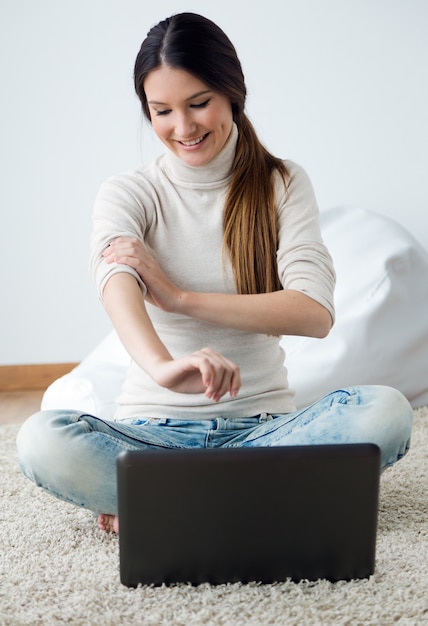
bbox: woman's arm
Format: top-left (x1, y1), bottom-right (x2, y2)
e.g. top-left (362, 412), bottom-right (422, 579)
top-left (177, 289), bottom-right (332, 338)
top-left (102, 272), bottom-right (241, 402)
top-left (103, 238), bottom-right (332, 338)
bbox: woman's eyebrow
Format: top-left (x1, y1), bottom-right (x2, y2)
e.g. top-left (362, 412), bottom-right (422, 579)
top-left (148, 90), bottom-right (212, 105)
top-left (185, 89), bottom-right (212, 101)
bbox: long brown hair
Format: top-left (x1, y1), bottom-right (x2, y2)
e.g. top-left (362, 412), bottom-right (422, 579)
top-left (134, 12), bottom-right (289, 294)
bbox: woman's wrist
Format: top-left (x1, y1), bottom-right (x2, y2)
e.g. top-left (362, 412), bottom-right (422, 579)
top-left (173, 289), bottom-right (192, 315)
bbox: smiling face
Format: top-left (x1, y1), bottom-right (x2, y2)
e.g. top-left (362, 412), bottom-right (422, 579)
top-left (144, 65), bottom-right (234, 167)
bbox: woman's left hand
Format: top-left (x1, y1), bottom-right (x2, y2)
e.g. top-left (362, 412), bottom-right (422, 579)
top-left (103, 237), bottom-right (181, 311)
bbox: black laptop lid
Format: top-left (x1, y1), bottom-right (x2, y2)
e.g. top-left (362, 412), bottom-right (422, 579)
top-left (117, 444), bottom-right (380, 587)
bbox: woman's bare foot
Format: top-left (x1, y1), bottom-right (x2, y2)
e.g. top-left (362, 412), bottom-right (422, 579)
top-left (97, 514), bottom-right (119, 534)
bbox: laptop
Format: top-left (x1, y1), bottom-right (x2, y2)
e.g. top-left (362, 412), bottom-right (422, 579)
top-left (117, 444), bottom-right (380, 587)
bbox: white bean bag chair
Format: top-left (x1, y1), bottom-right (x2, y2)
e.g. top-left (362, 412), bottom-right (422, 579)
top-left (42, 207), bottom-right (428, 417)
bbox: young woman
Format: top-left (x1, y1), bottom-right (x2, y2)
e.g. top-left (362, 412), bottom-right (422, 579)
top-left (17, 13), bottom-right (413, 534)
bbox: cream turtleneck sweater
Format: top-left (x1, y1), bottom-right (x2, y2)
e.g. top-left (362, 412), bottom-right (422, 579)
top-left (90, 124), bottom-right (335, 420)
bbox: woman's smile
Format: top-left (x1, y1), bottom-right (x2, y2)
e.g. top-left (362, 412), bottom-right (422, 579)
top-left (178, 133), bottom-right (210, 147)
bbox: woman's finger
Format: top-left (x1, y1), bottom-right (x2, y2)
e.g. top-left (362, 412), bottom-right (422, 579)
top-left (195, 348), bottom-right (241, 401)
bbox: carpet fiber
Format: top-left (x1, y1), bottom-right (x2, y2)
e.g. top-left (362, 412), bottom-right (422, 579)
top-left (1, 408), bottom-right (427, 626)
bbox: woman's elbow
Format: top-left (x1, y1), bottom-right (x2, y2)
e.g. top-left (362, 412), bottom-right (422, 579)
top-left (312, 307), bottom-right (334, 338)
top-left (292, 292), bottom-right (334, 339)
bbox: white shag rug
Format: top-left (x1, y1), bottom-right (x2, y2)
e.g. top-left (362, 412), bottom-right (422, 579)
top-left (1, 408), bottom-right (427, 626)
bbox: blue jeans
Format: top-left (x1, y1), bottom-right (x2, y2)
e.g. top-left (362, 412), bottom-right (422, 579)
top-left (16, 385), bottom-right (413, 516)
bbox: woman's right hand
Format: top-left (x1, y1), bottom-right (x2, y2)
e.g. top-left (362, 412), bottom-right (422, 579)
top-left (152, 348), bottom-right (241, 402)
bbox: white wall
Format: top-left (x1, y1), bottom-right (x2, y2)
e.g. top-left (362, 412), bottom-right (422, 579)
top-left (1, 0), bottom-right (427, 365)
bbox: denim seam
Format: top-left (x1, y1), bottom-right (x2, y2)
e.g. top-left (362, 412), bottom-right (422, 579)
top-left (89, 416), bottom-right (181, 449)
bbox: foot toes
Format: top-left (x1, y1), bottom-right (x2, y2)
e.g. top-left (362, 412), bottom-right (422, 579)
top-left (97, 514), bottom-right (119, 534)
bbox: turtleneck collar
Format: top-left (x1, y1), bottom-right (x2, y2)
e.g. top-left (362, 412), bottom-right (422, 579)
top-left (161, 123), bottom-right (238, 187)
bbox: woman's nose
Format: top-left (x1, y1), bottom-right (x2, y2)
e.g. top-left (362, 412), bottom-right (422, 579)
top-left (174, 112), bottom-right (196, 138)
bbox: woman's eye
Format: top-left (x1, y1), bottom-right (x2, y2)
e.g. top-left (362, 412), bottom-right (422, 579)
top-left (191, 99), bottom-right (210, 109)
top-left (153, 99), bottom-right (210, 116)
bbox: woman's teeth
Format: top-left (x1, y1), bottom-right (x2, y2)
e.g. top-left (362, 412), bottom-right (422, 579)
top-left (180, 134), bottom-right (207, 146)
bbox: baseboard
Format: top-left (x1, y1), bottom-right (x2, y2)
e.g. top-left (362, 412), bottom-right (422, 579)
top-left (0, 363), bottom-right (79, 392)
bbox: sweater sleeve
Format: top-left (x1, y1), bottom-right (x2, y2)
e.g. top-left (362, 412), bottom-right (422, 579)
top-left (275, 161), bottom-right (336, 323)
top-left (89, 173), bottom-right (150, 301)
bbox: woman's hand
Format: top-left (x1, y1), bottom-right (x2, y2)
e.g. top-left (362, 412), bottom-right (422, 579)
top-left (103, 237), bottom-right (181, 311)
top-left (152, 348), bottom-right (241, 402)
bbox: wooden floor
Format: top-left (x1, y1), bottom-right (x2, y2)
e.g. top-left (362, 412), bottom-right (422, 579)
top-left (0, 389), bottom-right (44, 425)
